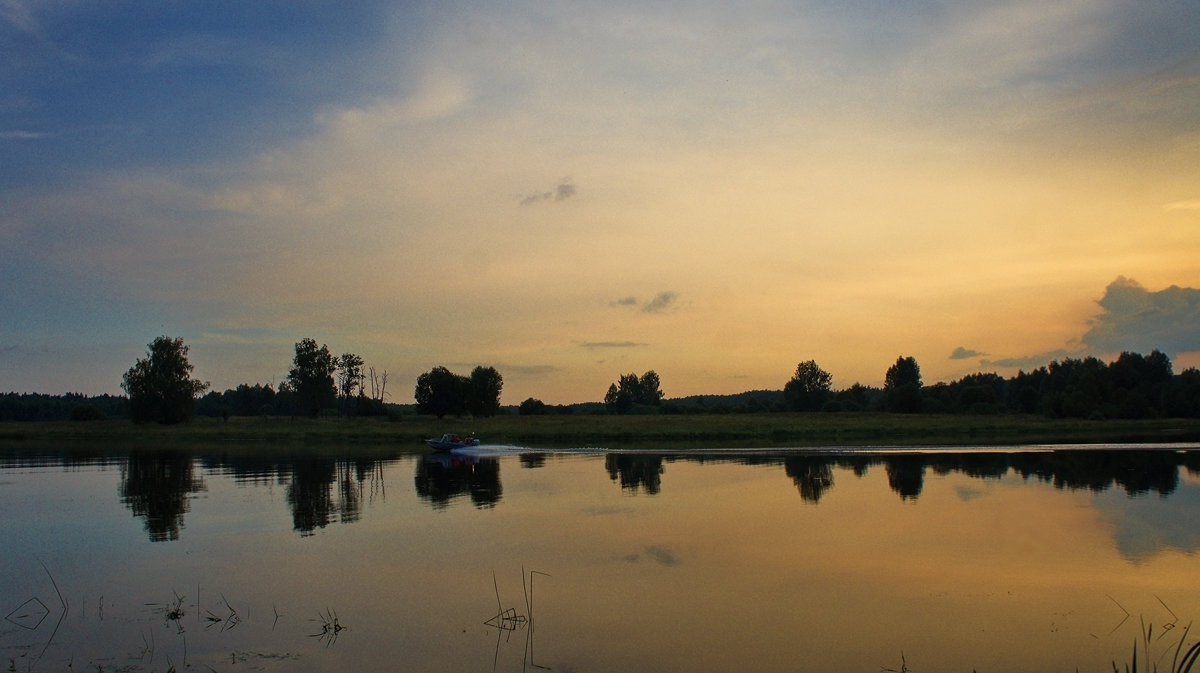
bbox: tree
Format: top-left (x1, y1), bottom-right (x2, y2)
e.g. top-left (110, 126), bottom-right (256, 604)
top-left (884, 356), bottom-right (923, 413)
top-left (336, 353), bottom-right (365, 415)
top-left (605, 371), bottom-right (664, 414)
top-left (288, 338), bottom-right (337, 418)
top-left (519, 397), bottom-right (548, 415)
top-left (604, 383), bottom-right (632, 414)
top-left (368, 367), bottom-right (388, 405)
top-left (121, 336), bottom-right (209, 424)
top-left (783, 360), bottom-right (833, 411)
top-left (637, 371), bottom-right (664, 405)
top-left (466, 366), bottom-right (504, 417)
top-left (414, 366), bottom-right (466, 418)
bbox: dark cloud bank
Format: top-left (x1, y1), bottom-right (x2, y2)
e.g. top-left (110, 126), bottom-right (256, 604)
top-left (957, 277), bottom-right (1200, 370)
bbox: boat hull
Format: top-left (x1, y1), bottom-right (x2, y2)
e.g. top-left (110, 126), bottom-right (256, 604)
top-left (426, 436), bottom-right (481, 451)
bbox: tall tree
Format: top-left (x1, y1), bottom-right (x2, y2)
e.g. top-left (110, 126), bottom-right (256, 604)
top-left (121, 335), bottom-right (209, 424)
top-left (884, 356), bottom-right (923, 413)
top-left (605, 371), bottom-right (663, 414)
top-left (466, 366), bottom-right (504, 417)
top-left (784, 360), bottom-right (833, 411)
top-left (336, 352), bottom-right (365, 415)
top-left (637, 371), bottom-right (664, 405)
top-left (414, 366), bottom-right (466, 418)
top-left (288, 338), bottom-right (337, 418)
top-left (604, 383), bottom-right (631, 414)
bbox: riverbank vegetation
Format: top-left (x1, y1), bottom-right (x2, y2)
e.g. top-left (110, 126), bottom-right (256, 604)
top-left (2, 411), bottom-right (1199, 453)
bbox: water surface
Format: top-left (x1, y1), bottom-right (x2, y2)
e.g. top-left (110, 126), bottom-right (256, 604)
top-left (2, 445), bottom-right (1199, 672)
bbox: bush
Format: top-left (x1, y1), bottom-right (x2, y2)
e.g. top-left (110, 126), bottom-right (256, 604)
top-left (71, 405), bottom-right (107, 421)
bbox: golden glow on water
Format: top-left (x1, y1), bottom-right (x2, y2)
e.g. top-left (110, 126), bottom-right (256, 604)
top-left (1, 450), bottom-right (1198, 672)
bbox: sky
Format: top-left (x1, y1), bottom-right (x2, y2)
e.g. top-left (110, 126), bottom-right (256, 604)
top-left (2, 0), bottom-right (1199, 405)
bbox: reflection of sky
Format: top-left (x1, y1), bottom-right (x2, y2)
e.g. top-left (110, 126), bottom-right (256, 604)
top-left (1093, 476), bottom-right (1200, 562)
top-left (3, 454), bottom-right (1200, 672)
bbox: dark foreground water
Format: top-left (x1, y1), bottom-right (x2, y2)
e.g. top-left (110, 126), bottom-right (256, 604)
top-left (2, 444), bottom-right (1199, 672)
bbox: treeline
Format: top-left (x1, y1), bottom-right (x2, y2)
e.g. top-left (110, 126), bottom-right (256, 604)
top-left (0, 392), bottom-right (128, 422)
top-left (193, 382), bottom-right (395, 419)
top-left (625, 350), bottom-right (1197, 419)
top-left (4, 343), bottom-right (1198, 423)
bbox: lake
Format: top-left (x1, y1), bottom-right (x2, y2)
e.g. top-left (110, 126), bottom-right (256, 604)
top-left (2, 444), bottom-right (1199, 672)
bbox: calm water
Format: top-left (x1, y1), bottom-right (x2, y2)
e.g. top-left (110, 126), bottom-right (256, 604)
top-left (2, 445), bottom-right (1199, 672)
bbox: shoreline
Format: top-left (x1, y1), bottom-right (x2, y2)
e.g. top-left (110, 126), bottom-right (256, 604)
top-left (2, 413), bottom-right (1199, 455)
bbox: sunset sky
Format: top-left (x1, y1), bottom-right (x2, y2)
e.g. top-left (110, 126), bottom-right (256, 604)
top-left (3, 0), bottom-right (1199, 404)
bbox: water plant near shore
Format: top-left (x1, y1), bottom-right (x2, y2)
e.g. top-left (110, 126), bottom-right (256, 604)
top-left (1117, 619), bottom-right (1200, 673)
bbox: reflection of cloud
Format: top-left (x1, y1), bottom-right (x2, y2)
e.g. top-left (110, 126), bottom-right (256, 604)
top-left (955, 485), bottom-right (984, 502)
top-left (950, 346), bottom-right (984, 360)
top-left (1094, 483), bottom-right (1200, 562)
top-left (642, 291), bottom-right (678, 314)
top-left (520, 179), bottom-right (577, 205)
top-left (621, 545), bottom-right (681, 566)
top-left (581, 341), bottom-right (646, 349)
top-left (644, 545), bottom-right (680, 566)
top-left (1082, 277), bottom-right (1200, 357)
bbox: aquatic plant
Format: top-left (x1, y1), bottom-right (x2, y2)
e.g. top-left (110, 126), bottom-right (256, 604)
top-left (310, 607), bottom-right (345, 646)
top-left (1117, 619), bottom-right (1200, 673)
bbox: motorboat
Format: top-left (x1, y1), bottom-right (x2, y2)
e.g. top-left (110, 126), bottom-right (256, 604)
top-left (426, 433), bottom-right (480, 451)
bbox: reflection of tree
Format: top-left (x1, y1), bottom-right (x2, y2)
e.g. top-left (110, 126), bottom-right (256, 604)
top-left (594, 450), bottom-right (1196, 502)
top-left (1010, 451), bottom-right (1180, 496)
top-left (119, 450), bottom-right (206, 542)
top-left (884, 455), bottom-right (925, 500)
top-left (520, 453), bottom-right (548, 469)
top-left (414, 455), bottom-right (502, 509)
top-left (287, 457), bottom-right (336, 535)
top-left (784, 456), bottom-right (834, 503)
top-left (198, 454), bottom-right (387, 534)
top-left (605, 454), bottom-right (663, 494)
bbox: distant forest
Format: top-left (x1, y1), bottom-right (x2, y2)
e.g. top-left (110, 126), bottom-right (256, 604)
top-left (2, 349), bottom-right (1198, 422)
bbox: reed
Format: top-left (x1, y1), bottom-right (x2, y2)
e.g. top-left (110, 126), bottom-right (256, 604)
top-left (1118, 620), bottom-right (1200, 673)
top-left (310, 607), bottom-right (345, 646)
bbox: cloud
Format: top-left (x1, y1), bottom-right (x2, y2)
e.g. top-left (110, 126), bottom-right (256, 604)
top-left (520, 179), bottom-right (577, 205)
top-left (982, 349), bottom-right (1080, 370)
top-left (1164, 199), bottom-right (1200, 211)
top-left (501, 364), bottom-right (559, 377)
top-left (0, 130), bottom-right (49, 139)
top-left (949, 346), bottom-right (985, 360)
top-left (1082, 276), bottom-right (1200, 356)
top-left (642, 291), bottom-right (678, 314)
top-left (974, 278), bottom-right (1200, 374)
top-left (0, 0), bottom-right (37, 34)
top-left (609, 292), bottom-right (679, 313)
top-left (581, 341), bottom-right (646, 349)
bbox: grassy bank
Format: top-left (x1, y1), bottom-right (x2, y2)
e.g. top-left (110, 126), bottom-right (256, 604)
top-left (2, 412), bottom-right (1199, 455)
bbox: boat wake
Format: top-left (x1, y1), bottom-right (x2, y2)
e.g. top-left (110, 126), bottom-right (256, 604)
top-left (449, 444), bottom-right (609, 458)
